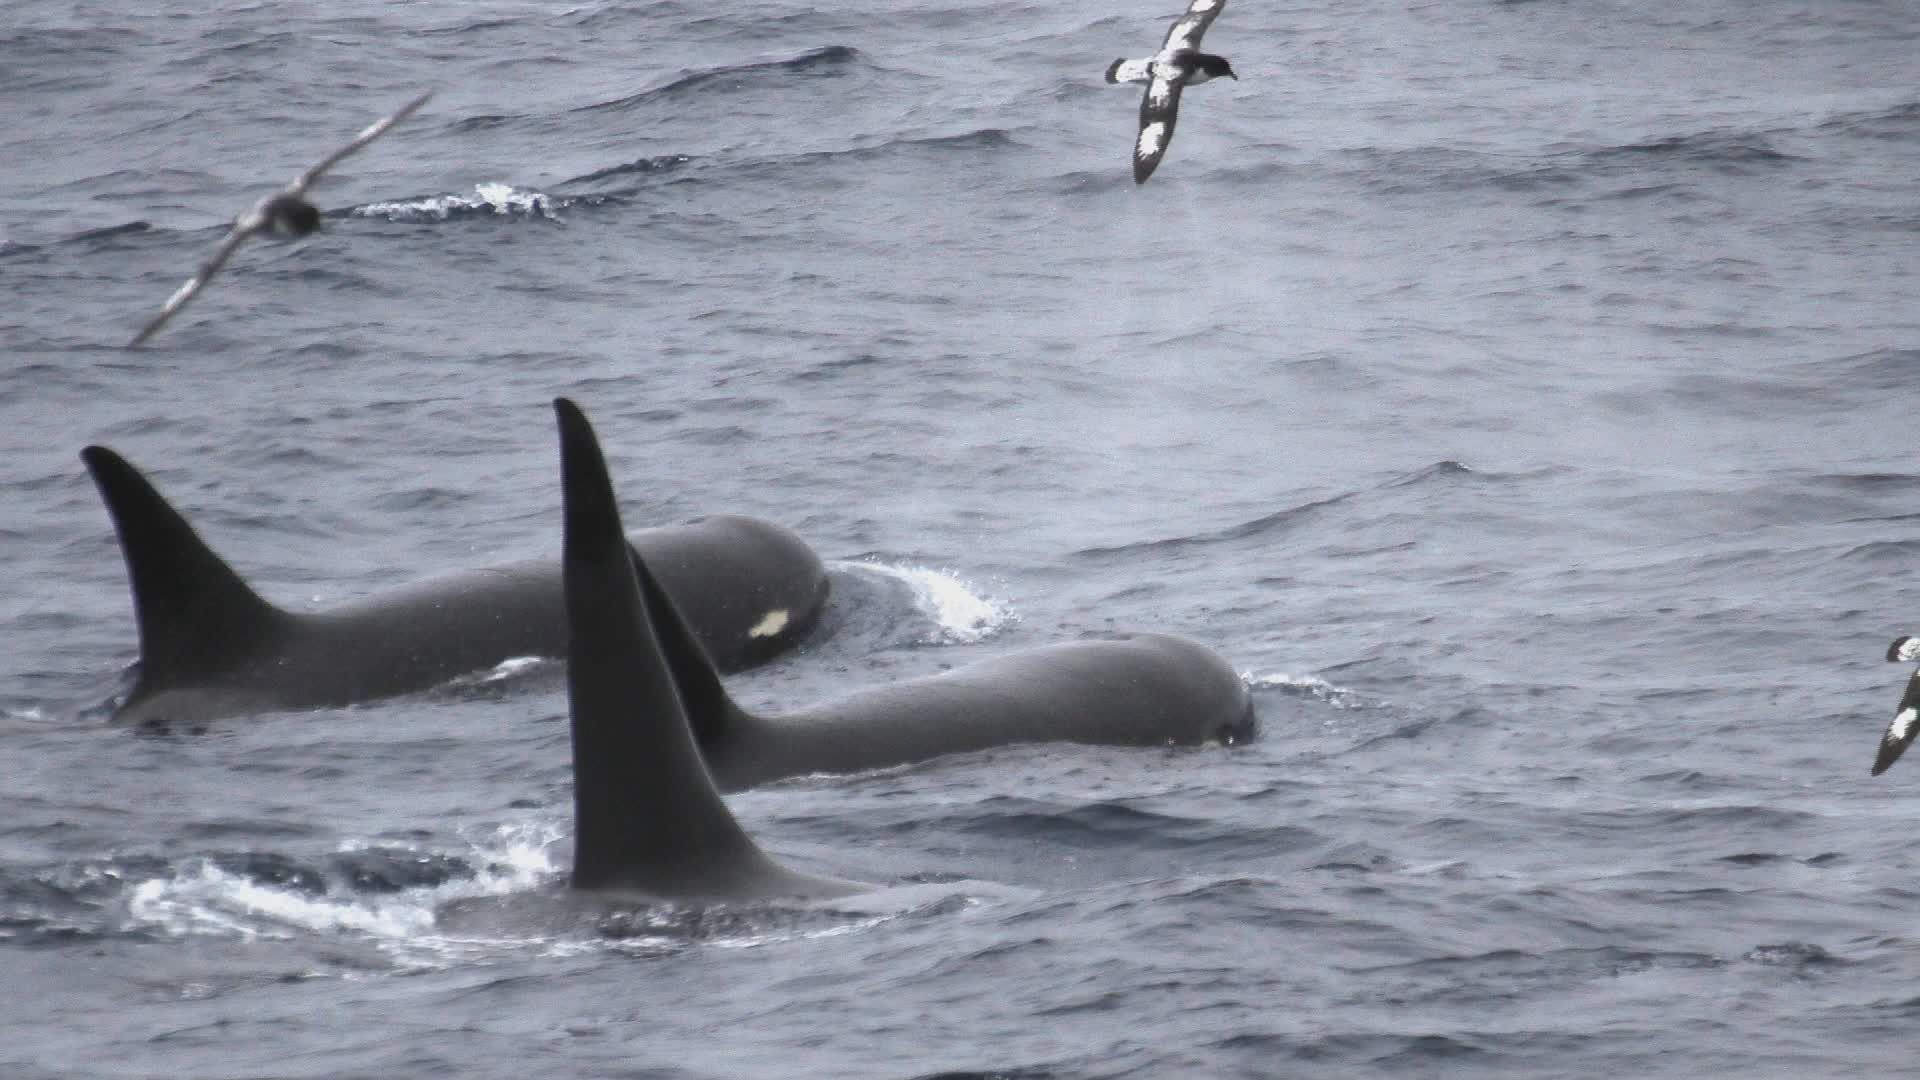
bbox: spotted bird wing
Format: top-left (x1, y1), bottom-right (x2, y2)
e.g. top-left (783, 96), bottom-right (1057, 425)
top-left (1162, 0), bottom-right (1226, 52)
top-left (1132, 73), bottom-right (1186, 183)
top-left (286, 91), bottom-right (433, 197)
top-left (127, 216), bottom-right (261, 347)
top-left (1872, 667), bottom-right (1920, 775)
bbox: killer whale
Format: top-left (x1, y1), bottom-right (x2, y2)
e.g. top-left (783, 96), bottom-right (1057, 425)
top-left (555, 398), bottom-right (858, 899)
top-left (569, 448), bottom-right (1259, 793)
top-left (670, 589), bottom-right (1256, 792)
top-left (82, 444), bottom-right (828, 725)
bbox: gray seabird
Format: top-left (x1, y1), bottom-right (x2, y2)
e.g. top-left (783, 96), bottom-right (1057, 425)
top-left (128, 92), bottom-right (432, 347)
top-left (1872, 635), bottom-right (1920, 775)
top-left (1105, 0), bottom-right (1236, 184)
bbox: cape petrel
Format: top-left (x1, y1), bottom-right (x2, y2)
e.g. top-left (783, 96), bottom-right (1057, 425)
top-left (128, 91), bottom-right (432, 347)
top-left (1873, 635), bottom-right (1920, 776)
top-left (1105, 0), bottom-right (1236, 184)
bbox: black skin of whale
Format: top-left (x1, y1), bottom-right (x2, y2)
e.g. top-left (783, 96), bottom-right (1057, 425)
top-left (82, 445), bottom-right (829, 725)
top-left (555, 398), bottom-right (859, 899)
top-left (551, 394), bottom-right (1252, 902)
top-left (580, 466), bottom-right (1259, 794)
top-left (704, 634), bottom-right (1254, 790)
top-left (657, 575), bottom-right (1257, 791)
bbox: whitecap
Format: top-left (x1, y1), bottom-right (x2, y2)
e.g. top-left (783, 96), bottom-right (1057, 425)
top-left (847, 560), bottom-right (1016, 644)
top-left (355, 182), bottom-right (561, 222)
top-left (1241, 670), bottom-right (1368, 709)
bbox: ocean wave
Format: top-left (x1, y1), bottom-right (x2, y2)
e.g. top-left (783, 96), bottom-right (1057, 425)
top-left (1244, 671), bottom-right (1370, 710)
top-left (1837, 538), bottom-right (1920, 564)
top-left (1072, 492), bottom-right (1354, 561)
top-left (1383, 460), bottom-right (1477, 488)
top-left (0, 217), bottom-right (154, 260)
top-left (1789, 346), bottom-right (1920, 389)
top-left (576, 45), bottom-right (861, 114)
top-left (1344, 125), bottom-right (1803, 200)
top-left (1634, 346), bottom-right (1918, 424)
top-left (1803, 471), bottom-right (1920, 495)
top-left (1815, 99), bottom-right (1920, 141)
top-left (562, 153), bottom-right (695, 187)
top-left (1583, 129), bottom-right (1802, 174)
top-left (354, 182), bottom-right (564, 223)
top-left (121, 824), bottom-right (557, 960)
top-left (1742, 941), bottom-right (1844, 968)
top-left (787, 127), bottom-right (1019, 168)
top-left (844, 559), bottom-right (1015, 645)
top-left (1350, 944), bottom-right (1724, 980)
top-left (72, 817), bottom-right (954, 968)
top-left (953, 799), bottom-right (1319, 856)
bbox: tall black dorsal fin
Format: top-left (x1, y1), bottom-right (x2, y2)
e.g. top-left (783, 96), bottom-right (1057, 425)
top-left (81, 446), bottom-right (285, 684)
top-left (555, 398), bottom-right (783, 894)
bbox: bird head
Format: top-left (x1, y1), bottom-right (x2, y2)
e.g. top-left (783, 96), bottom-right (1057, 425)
top-left (1200, 54), bottom-right (1238, 80)
top-left (265, 196), bottom-right (323, 237)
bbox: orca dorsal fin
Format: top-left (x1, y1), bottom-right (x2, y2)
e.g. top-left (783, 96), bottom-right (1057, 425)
top-left (628, 545), bottom-right (748, 749)
top-left (555, 398), bottom-right (785, 895)
top-left (80, 446), bottom-right (285, 685)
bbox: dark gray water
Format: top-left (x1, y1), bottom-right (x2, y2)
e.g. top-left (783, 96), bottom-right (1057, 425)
top-left (5, 0), bottom-right (1920, 1075)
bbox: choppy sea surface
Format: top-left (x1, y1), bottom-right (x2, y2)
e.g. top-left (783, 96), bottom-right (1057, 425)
top-left (5, 0), bottom-right (1920, 1076)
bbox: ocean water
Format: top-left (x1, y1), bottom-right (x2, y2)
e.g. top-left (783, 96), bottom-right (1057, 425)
top-left (4, 0), bottom-right (1920, 1075)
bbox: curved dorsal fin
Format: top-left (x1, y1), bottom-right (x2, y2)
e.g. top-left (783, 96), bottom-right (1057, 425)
top-left (555, 399), bottom-right (781, 894)
top-left (628, 544), bottom-right (747, 748)
top-left (80, 446), bottom-right (284, 685)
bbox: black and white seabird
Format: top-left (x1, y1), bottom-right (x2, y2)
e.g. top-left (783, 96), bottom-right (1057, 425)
top-left (128, 91), bottom-right (433, 348)
top-left (1872, 635), bottom-right (1920, 776)
top-left (1105, 0), bottom-right (1236, 184)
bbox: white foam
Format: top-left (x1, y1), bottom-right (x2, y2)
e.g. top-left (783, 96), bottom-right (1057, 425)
top-left (113, 820), bottom-right (1007, 970)
top-left (355, 182), bottom-right (560, 222)
top-left (450, 655), bottom-right (550, 686)
top-left (124, 821), bottom-right (563, 963)
top-left (1241, 670), bottom-right (1366, 709)
top-left (850, 560), bottom-right (1016, 644)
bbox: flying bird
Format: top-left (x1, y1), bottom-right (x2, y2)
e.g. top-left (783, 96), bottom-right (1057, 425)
top-left (1872, 635), bottom-right (1920, 776)
top-left (128, 91), bottom-right (433, 348)
top-left (1105, 0), bottom-right (1236, 184)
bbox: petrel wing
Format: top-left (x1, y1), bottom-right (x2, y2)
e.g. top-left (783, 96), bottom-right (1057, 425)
top-left (1133, 72), bottom-right (1186, 183)
top-left (127, 211), bottom-right (265, 347)
top-left (1162, 0), bottom-right (1226, 52)
top-left (1106, 57), bottom-right (1155, 84)
top-left (286, 91), bottom-right (432, 198)
top-left (128, 91), bottom-right (431, 348)
top-left (1872, 667), bottom-right (1920, 776)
